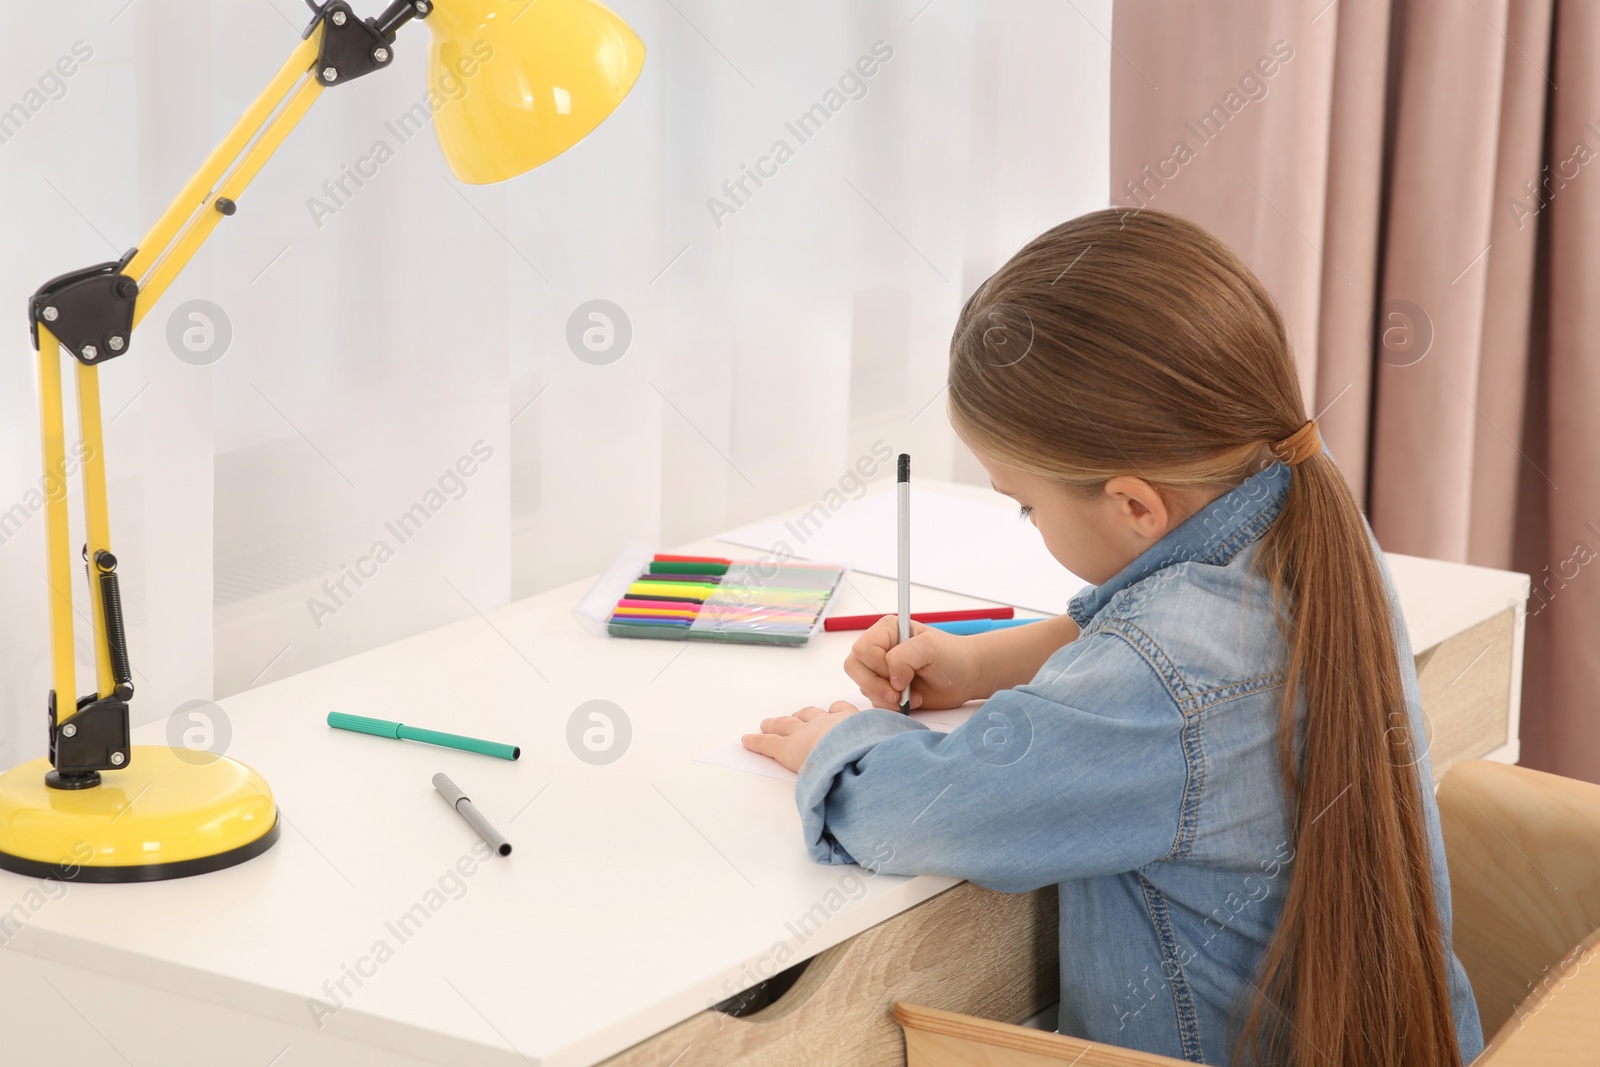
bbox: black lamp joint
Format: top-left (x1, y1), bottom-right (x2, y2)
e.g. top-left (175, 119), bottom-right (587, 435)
top-left (47, 689), bottom-right (131, 787)
top-left (309, 1), bottom-right (398, 85)
top-left (28, 248), bottom-right (139, 366)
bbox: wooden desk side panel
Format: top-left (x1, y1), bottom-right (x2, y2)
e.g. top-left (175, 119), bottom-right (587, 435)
top-left (1415, 608), bottom-right (1516, 783)
top-left (599, 882), bottom-right (1058, 1066)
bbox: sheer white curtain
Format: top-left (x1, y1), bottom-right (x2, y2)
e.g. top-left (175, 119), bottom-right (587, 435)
top-left (0, 0), bottom-right (1107, 770)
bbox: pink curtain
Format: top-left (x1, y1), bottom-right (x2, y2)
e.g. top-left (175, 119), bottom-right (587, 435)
top-left (1111, 0), bottom-right (1600, 782)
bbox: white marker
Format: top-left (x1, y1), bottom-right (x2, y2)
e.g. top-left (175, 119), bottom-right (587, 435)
top-left (897, 453), bottom-right (911, 713)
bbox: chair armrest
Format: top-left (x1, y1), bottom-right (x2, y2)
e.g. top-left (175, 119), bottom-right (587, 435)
top-left (894, 1002), bottom-right (1193, 1067)
top-left (1473, 926), bottom-right (1600, 1065)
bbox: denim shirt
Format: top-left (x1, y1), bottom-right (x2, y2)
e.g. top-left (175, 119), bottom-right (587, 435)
top-left (794, 460), bottom-right (1485, 1065)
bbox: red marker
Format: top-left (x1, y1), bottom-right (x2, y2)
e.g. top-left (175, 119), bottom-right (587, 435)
top-left (823, 606), bottom-right (1015, 632)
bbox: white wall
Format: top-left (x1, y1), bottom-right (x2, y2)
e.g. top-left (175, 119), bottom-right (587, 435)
top-left (0, 0), bottom-right (1107, 770)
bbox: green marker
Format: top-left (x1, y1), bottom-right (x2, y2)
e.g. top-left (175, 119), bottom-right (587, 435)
top-left (648, 560), bottom-right (731, 575)
top-left (327, 712), bottom-right (520, 761)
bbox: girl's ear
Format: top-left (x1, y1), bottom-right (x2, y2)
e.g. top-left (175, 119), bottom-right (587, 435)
top-left (1102, 475), bottom-right (1174, 542)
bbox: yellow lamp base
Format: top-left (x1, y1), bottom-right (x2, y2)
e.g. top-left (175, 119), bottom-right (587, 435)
top-left (0, 745), bottom-right (279, 883)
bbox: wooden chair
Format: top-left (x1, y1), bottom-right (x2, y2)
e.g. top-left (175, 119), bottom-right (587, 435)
top-left (895, 759), bottom-right (1600, 1066)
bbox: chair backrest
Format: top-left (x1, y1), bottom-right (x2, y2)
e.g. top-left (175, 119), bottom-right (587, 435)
top-left (1437, 759), bottom-right (1600, 1062)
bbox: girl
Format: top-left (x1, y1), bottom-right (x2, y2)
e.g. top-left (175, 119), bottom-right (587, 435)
top-left (743, 210), bottom-right (1485, 1066)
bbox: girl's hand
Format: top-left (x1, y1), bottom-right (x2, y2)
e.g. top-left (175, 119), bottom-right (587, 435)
top-left (843, 616), bottom-right (983, 711)
top-left (742, 701), bottom-right (862, 773)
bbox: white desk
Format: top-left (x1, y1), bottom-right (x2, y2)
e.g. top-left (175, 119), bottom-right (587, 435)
top-left (0, 481), bottom-right (1530, 1066)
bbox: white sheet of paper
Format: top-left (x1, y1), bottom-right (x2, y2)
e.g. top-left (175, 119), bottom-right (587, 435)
top-left (715, 486), bottom-right (1085, 615)
top-left (696, 701), bottom-right (982, 783)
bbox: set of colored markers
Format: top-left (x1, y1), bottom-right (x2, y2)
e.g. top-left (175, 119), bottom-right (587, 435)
top-left (604, 554), bottom-right (847, 646)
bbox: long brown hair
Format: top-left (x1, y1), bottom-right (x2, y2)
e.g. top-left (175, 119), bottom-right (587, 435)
top-left (947, 209), bottom-right (1461, 1066)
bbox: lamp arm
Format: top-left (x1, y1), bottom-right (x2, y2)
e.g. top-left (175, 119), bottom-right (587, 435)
top-left (27, 0), bottom-right (426, 785)
top-left (128, 0), bottom-right (434, 302)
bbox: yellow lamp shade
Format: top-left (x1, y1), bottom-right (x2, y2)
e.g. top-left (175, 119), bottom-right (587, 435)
top-left (425, 0), bottom-right (646, 184)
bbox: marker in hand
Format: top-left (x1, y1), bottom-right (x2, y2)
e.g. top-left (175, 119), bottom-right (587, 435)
top-left (897, 452), bottom-right (911, 713)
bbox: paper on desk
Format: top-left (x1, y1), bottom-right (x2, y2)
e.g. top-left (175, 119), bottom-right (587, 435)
top-left (696, 701), bottom-right (981, 783)
top-left (716, 485), bottom-right (1085, 615)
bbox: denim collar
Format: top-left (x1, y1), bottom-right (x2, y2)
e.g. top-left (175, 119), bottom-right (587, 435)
top-left (1067, 460), bottom-right (1292, 626)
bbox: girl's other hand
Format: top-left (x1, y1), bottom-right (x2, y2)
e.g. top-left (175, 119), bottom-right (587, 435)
top-left (843, 616), bottom-right (982, 711)
top-left (742, 701), bottom-right (862, 773)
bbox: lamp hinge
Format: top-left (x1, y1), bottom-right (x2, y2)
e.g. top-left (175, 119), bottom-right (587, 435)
top-left (306, 0), bottom-right (415, 86)
top-left (28, 249), bottom-right (139, 366)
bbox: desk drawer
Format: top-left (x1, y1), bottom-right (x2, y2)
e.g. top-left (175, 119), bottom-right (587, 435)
top-left (1414, 608), bottom-right (1516, 782)
top-left (600, 882), bottom-right (1058, 1066)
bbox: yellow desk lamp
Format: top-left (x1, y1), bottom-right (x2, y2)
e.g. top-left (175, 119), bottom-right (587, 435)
top-left (0, 0), bottom-right (644, 882)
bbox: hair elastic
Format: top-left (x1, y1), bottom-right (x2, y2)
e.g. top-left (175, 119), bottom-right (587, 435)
top-left (1273, 420), bottom-right (1321, 466)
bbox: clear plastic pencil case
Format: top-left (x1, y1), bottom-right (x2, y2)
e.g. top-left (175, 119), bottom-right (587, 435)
top-left (572, 540), bottom-right (848, 646)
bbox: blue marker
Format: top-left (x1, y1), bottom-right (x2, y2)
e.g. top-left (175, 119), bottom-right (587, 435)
top-left (928, 617), bottom-right (1044, 636)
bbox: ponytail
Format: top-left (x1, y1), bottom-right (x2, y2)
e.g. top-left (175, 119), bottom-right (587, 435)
top-left (1246, 445), bottom-right (1460, 1064)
